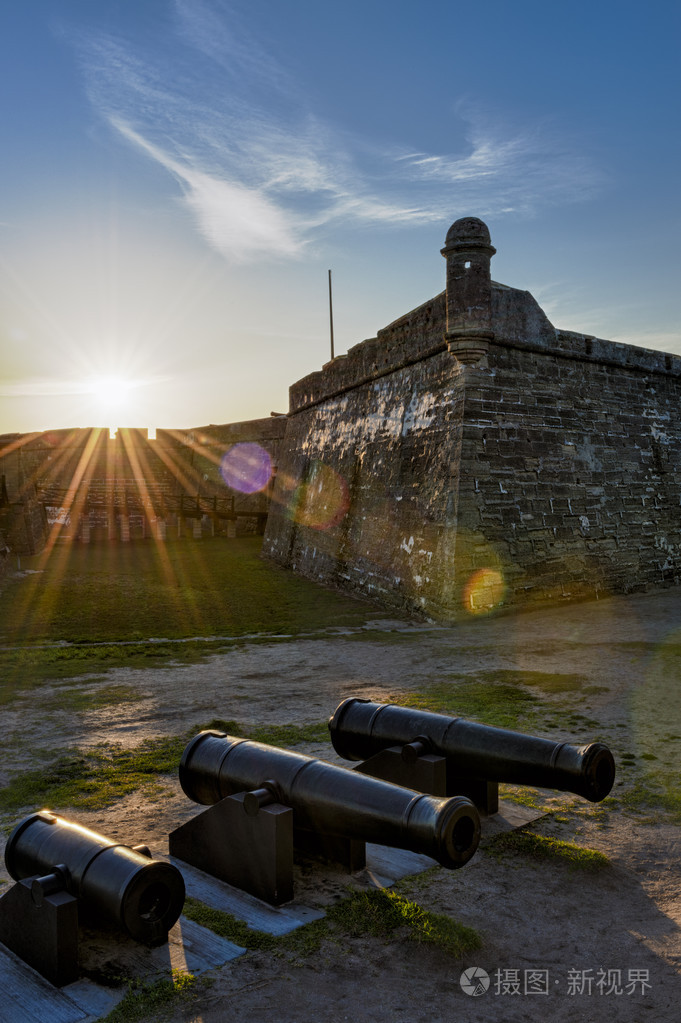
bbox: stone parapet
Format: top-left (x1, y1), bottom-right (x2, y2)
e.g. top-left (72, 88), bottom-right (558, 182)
top-left (289, 294), bottom-right (448, 412)
top-left (288, 276), bottom-right (681, 418)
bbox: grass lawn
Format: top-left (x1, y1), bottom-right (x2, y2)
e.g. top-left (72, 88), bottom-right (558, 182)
top-left (0, 537), bottom-right (386, 698)
top-left (0, 536), bottom-right (380, 645)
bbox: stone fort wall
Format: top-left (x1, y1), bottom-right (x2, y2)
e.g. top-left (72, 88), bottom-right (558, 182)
top-left (263, 218), bottom-right (681, 619)
top-left (0, 417), bottom-right (286, 550)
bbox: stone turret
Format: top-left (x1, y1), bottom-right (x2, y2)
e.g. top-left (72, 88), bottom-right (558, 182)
top-left (441, 217), bottom-right (496, 364)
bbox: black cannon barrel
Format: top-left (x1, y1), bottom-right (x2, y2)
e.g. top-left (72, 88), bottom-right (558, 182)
top-left (5, 811), bottom-right (185, 945)
top-left (329, 699), bottom-right (616, 803)
top-left (179, 731), bottom-right (481, 869)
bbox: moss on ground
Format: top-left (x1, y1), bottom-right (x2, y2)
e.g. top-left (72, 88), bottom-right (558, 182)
top-left (485, 828), bottom-right (610, 871)
top-left (183, 888), bottom-right (482, 961)
top-left (392, 680), bottom-right (542, 731)
top-left (0, 735), bottom-right (187, 813)
top-left (97, 969), bottom-right (197, 1023)
top-left (182, 897), bottom-right (326, 956)
top-left (0, 719), bottom-right (332, 815)
top-left (326, 888), bottom-right (482, 956)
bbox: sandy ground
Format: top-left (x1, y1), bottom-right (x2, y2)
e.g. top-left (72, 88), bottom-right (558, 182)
top-left (2, 588), bottom-right (681, 1021)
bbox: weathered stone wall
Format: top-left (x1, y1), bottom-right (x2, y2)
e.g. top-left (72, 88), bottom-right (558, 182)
top-left (266, 351), bottom-right (466, 613)
top-left (450, 338), bottom-right (681, 614)
top-left (0, 416), bottom-right (286, 548)
top-left (264, 218), bottom-right (681, 621)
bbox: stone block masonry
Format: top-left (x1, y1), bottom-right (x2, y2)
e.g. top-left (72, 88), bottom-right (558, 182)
top-left (457, 336), bottom-right (681, 611)
top-left (266, 350), bottom-right (466, 614)
top-left (263, 218), bottom-right (681, 620)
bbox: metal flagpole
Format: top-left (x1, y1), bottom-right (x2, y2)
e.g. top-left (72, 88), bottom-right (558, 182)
top-left (328, 269), bottom-right (335, 361)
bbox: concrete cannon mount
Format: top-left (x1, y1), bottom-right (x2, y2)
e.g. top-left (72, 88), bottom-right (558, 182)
top-left (1, 587), bottom-right (680, 1020)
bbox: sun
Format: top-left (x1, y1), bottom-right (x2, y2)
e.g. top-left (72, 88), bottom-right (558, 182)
top-left (89, 375), bottom-right (133, 410)
top-left (80, 372), bottom-right (158, 433)
top-left (85, 374), bottom-right (138, 433)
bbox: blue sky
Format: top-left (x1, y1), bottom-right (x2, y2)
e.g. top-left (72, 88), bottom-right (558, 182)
top-left (1, 0), bottom-right (679, 433)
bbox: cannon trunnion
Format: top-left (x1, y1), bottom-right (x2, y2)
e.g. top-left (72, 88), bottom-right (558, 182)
top-left (0, 811), bottom-right (185, 986)
top-left (170, 730), bottom-right (481, 904)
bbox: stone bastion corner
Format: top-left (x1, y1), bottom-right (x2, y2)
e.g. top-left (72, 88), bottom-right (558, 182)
top-left (263, 216), bottom-right (681, 621)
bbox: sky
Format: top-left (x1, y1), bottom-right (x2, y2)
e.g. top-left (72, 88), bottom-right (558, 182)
top-left (0, 0), bottom-right (679, 435)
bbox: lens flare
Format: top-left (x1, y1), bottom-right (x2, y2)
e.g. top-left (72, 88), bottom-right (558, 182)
top-left (220, 443), bottom-right (273, 494)
top-left (290, 461), bottom-right (350, 530)
top-left (463, 567), bottom-right (506, 614)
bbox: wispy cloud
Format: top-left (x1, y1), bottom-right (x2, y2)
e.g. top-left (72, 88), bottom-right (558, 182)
top-left (111, 118), bottom-right (307, 261)
top-left (70, 1), bottom-right (604, 263)
top-left (393, 113), bottom-right (602, 216)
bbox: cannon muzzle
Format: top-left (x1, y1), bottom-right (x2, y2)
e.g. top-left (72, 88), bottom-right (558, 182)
top-left (179, 731), bottom-right (481, 869)
top-left (5, 811), bottom-right (186, 945)
top-left (329, 699), bottom-right (616, 803)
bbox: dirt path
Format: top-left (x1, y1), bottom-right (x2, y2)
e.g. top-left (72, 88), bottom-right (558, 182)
top-left (2, 589), bottom-right (681, 1020)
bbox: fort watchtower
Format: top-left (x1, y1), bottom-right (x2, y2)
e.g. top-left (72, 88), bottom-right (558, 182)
top-left (441, 216), bottom-right (496, 365)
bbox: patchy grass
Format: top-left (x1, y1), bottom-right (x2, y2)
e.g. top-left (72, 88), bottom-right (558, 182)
top-left (327, 888), bottom-right (482, 956)
top-left (485, 829), bottom-right (610, 871)
top-left (498, 784), bottom-right (550, 812)
top-left (98, 969), bottom-right (197, 1023)
top-left (392, 681), bottom-right (542, 731)
top-left (182, 897), bottom-right (326, 957)
top-left (578, 795), bottom-right (619, 827)
top-left (619, 776), bottom-right (681, 824)
top-left (40, 683), bottom-right (145, 713)
top-left (627, 645), bottom-right (681, 818)
top-left (185, 889), bottom-right (481, 961)
top-left (0, 719), bottom-right (331, 815)
top-left (0, 735), bottom-right (186, 813)
top-left (0, 640), bottom-right (246, 711)
top-left (475, 669), bottom-right (590, 694)
top-left (182, 898), bottom-right (278, 952)
top-left (0, 647), bottom-right (167, 707)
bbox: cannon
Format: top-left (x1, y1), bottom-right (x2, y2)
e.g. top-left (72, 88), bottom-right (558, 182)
top-left (328, 698), bottom-right (616, 807)
top-left (0, 810), bottom-right (185, 985)
top-left (170, 731), bottom-right (481, 903)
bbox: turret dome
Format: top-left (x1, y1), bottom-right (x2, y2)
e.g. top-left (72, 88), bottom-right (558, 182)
top-left (443, 217), bottom-right (493, 252)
